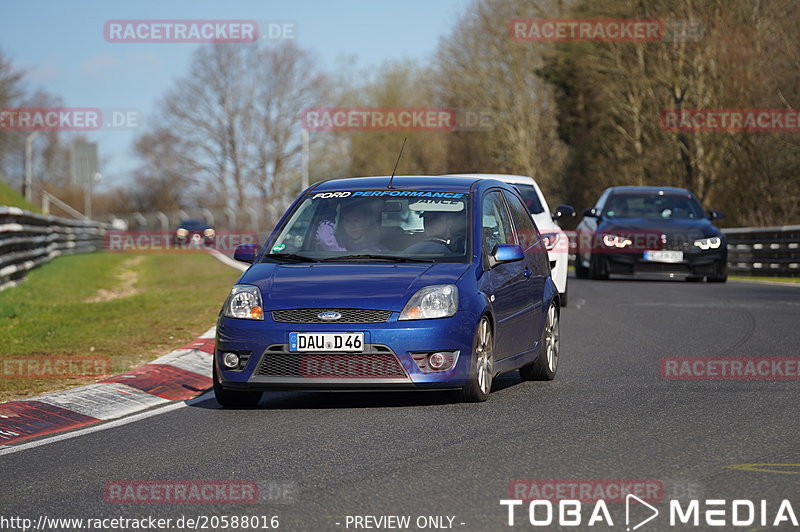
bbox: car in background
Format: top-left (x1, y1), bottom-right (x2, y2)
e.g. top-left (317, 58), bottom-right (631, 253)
top-left (214, 175), bottom-right (562, 407)
top-left (575, 186), bottom-right (727, 282)
top-left (444, 174), bottom-right (575, 305)
top-left (174, 218), bottom-right (215, 247)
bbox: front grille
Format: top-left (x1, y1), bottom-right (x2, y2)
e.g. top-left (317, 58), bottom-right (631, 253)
top-left (663, 234), bottom-right (696, 251)
top-left (256, 345), bottom-right (406, 378)
top-left (636, 262), bottom-right (690, 274)
top-left (272, 308), bottom-right (392, 324)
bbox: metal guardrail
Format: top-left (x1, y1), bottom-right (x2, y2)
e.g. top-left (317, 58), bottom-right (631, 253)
top-left (723, 225), bottom-right (800, 277)
top-left (565, 225), bottom-right (800, 277)
top-left (0, 206), bottom-right (108, 291)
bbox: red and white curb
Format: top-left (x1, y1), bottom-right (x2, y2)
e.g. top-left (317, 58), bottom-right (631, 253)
top-left (0, 327), bottom-right (217, 447)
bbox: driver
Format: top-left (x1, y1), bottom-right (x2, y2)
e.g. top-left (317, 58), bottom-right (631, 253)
top-left (408, 209), bottom-right (466, 253)
top-left (316, 198), bottom-right (384, 252)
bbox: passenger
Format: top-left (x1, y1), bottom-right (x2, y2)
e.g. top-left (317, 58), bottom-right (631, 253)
top-left (316, 199), bottom-right (384, 252)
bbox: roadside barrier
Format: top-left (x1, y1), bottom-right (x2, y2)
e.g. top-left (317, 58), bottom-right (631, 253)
top-left (0, 206), bottom-right (107, 291)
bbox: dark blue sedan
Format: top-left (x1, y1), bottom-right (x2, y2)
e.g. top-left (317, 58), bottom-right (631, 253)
top-left (575, 186), bottom-right (727, 282)
top-left (214, 176), bottom-right (561, 406)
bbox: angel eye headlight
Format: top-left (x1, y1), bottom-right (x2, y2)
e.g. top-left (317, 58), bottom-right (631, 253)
top-left (399, 285), bottom-right (458, 320)
top-left (223, 285), bottom-right (264, 320)
top-left (203, 228), bottom-right (216, 237)
top-left (694, 236), bottom-right (721, 250)
top-left (602, 234), bottom-right (632, 248)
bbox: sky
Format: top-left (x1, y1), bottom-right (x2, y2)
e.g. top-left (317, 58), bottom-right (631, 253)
top-left (0, 0), bottom-right (470, 190)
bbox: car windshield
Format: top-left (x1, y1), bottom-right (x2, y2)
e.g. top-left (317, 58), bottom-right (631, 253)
top-left (602, 193), bottom-right (705, 219)
top-left (513, 184), bottom-right (545, 215)
top-left (265, 191), bottom-right (470, 262)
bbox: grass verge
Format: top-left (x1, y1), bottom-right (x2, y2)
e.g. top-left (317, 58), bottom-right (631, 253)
top-left (0, 252), bottom-right (240, 401)
top-left (730, 275), bottom-right (800, 284)
top-left (0, 179), bottom-right (41, 212)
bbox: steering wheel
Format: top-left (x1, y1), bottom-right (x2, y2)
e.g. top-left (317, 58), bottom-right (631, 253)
top-left (423, 238), bottom-right (449, 246)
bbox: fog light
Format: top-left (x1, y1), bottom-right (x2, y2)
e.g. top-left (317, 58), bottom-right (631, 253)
top-left (429, 352), bottom-right (447, 370)
top-left (222, 352), bottom-right (240, 369)
top-left (411, 351), bottom-right (458, 372)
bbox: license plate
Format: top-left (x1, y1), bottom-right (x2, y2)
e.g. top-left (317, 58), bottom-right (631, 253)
top-left (289, 332), bottom-right (364, 352)
top-left (643, 250), bottom-right (684, 263)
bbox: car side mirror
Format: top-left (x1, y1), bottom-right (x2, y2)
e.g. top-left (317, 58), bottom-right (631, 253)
top-left (581, 207), bottom-right (599, 218)
top-left (552, 204), bottom-right (576, 221)
top-left (708, 209), bottom-right (725, 220)
top-left (234, 243), bottom-right (260, 263)
top-left (489, 243), bottom-right (524, 268)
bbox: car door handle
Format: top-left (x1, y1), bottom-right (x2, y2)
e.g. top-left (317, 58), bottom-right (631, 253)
top-left (523, 267), bottom-right (532, 279)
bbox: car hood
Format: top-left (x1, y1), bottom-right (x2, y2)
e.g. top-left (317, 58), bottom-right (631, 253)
top-left (238, 261), bottom-right (471, 312)
top-left (598, 217), bottom-right (720, 239)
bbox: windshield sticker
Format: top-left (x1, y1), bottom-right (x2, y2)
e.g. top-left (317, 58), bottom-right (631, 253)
top-left (409, 199), bottom-right (464, 212)
top-left (311, 190), bottom-right (464, 199)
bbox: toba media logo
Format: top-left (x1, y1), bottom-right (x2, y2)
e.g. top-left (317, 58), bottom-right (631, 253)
top-left (500, 497), bottom-right (798, 529)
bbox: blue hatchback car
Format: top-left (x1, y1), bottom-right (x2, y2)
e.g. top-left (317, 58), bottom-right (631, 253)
top-left (214, 176), bottom-right (561, 406)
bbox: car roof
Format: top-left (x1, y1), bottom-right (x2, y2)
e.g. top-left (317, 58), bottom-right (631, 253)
top-left (608, 185), bottom-right (693, 195)
top-left (310, 175), bottom-right (507, 194)
top-left (442, 173), bottom-right (538, 186)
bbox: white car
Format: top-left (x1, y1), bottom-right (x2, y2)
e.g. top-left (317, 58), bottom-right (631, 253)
top-left (443, 174), bottom-right (574, 305)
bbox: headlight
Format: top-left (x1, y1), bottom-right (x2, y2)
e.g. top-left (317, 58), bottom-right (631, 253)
top-left (693, 236), bottom-right (722, 250)
top-left (602, 234), bottom-right (632, 248)
top-left (204, 228), bottom-right (216, 237)
top-left (176, 228), bottom-right (189, 238)
top-left (542, 232), bottom-right (561, 251)
top-left (399, 285), bottom-right (458, 320)
top-left (223, 285), bottom-right (264, 320)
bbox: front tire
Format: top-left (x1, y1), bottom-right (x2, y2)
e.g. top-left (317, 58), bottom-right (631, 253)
top-left (575, 258), bottom-right (589, 279)
top-left (459, 317), bottom-right (494, 402)
top-left (520, 302), bottom-right (560, 381)
top-left (707, 260), bottom-right (728, 283)
top-left (213, 363), bottom-right (263, 408)
top-left (589, 254), bottom-right (609, 280)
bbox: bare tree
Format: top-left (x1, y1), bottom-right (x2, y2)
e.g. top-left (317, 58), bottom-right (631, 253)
top-left (435, 0), bottom-right (567, 199)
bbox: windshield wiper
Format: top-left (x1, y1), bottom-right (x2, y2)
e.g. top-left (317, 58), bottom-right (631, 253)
top-left (263, 253), bottom-right (319, 263)
top-left (319, 254), bottom-right (434, 263)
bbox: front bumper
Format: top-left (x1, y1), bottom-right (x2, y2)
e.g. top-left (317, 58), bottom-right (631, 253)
top-left (215, 311), bottom-right (477, 391)
top-left (601, 248), bottom-right (726, 276)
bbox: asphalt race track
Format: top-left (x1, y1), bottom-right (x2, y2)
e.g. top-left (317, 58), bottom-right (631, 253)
top-left (1, 276), bottom-right (798, 531)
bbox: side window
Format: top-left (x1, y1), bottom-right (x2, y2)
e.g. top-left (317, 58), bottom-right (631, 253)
top-left (272, 198), bottom-right (317, 252)
top-left (482, 190), bottom-right (514, 256)
top-left (503, 190), bottom-right (540, 250)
